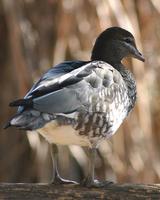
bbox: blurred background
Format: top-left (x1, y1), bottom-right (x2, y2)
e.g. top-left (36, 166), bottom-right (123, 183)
top-left (0, 0), bottom-right (160, 184)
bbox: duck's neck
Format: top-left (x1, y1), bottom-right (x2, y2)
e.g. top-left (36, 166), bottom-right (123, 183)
top-left (113, 62), bottom-right (137, 111)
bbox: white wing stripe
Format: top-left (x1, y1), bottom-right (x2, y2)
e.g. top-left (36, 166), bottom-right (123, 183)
top-left (31, 61), bottom-right (108, 93)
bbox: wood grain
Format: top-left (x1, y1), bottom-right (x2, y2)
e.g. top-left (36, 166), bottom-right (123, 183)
top-left (0, 183), bottom-right (160, 200)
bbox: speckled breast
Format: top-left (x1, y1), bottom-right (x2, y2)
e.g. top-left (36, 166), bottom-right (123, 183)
top-left (64, 80), bottom-right (129, 140)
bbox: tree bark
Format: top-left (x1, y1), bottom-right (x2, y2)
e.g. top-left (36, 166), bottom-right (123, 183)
top-left (0, 183), bottom-right (160, 200)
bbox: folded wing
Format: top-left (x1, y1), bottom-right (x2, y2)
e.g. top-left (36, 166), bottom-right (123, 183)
top-left (10, 61), bottom-right (127, 115)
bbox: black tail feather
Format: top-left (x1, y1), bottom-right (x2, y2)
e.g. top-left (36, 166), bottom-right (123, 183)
top-left (3, 121), bottom-right (11, 129)
top-left (4, 110), bottom-right (54, 130)
top-left (9, 98), bottom-right (32, 107)
top-left (3, 112), bottom-right (22, 129)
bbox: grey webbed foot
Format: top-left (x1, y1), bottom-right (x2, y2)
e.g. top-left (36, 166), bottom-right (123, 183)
top-left (81, 178), bottom-right (114, 188)
top-left (50, 144), bottom-right (78, 185)
top-left (50, 173), bottom-right (78, 185)
top-left (81, 147), bottom-right (114, 187)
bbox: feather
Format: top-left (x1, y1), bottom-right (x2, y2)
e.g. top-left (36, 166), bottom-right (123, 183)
top-left (9, 98), bottom-right (33, 107)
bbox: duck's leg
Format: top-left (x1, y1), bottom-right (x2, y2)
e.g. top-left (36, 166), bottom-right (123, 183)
top-left (82, 147), bottom-right (113, 187)
top-left (50, 144), bottom-right (78, 184)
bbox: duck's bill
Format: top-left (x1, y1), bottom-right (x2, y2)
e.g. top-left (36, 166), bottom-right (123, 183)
top-left (133, 49), bottom-right (145, 62)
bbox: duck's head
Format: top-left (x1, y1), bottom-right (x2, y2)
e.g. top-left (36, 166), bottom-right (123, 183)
top-left (91, 27), bottom-right (145, 66)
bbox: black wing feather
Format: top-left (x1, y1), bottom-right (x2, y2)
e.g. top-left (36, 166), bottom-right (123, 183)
top-left (28, 61), bottom-right (88, 98)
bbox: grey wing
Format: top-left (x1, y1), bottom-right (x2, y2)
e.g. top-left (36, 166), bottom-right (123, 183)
top-left (32, 61), bottom-right (128, 115)
top-left (13, 61), bottom-right (127, 116)
top-left (32, 81), bottom-right (92, 114)
top-left (31, 61), bottom-right (103, 114)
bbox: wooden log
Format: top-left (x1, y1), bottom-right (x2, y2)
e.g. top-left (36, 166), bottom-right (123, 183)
top-left (0, 183), bottom-right (160, 200)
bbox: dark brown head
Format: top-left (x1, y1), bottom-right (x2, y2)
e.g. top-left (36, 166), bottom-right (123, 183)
top-left (91, 27), bottom-right (145, 66)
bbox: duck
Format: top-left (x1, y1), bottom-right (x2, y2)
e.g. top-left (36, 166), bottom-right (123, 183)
top-left (5, 27), bottom-right (145, 187)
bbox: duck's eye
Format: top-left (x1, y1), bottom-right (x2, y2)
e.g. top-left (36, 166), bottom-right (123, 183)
top-left (124, 38), bottom-right (133, 44)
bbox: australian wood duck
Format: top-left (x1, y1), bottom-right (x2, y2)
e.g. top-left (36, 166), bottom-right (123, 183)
top-left (5, 27), bottom-right (145, 187)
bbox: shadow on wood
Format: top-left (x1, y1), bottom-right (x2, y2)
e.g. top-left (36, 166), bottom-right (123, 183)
top-left (0, 183), bottom-right (160, 200)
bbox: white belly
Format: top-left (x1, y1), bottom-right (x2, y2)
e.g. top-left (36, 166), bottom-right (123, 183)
top-left (37, 120), bottom-right (92, 147)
